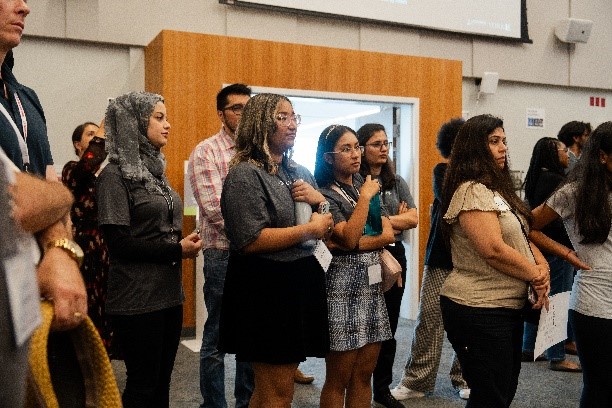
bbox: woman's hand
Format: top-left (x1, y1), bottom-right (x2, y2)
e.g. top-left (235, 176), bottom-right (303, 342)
top-left (359, 175), bottom-right (380, 201)
top-left (292, 179), bottom-right (325, 206)
top-left (530, 263), bottom-right (550, 290)
top-left (181, 232), bottom-right (203, 258)
top-left (566, 250), bottom-right (591, 271)
top-left (309, 211), bottom-right (334, 241)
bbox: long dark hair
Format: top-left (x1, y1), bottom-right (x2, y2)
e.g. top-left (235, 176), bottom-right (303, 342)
top-left (524, 137), bottom-right (566, 207)
top-left (356, 123), bottom-right (395, 190)
top-left (568, 121), bottom-right (612, 244)
top-left (314, 124), bottom-right (357, 188)
top-left (441, 114), bottom-right (531, 231)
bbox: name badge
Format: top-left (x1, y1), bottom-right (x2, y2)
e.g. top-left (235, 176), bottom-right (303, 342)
top-left (368, 263), bottom-right (382, 285)
top-left (313, 240), bottom-right (332, 272)
top-left (494, 195), bottom-right (510, 211)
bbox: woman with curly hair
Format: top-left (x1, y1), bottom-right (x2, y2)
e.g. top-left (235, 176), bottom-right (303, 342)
top-left (439, 114), bottom-right (550, 407)
top-left (532, 122), bottom-right (612, 407)
top-left (219, 93), bottom-right (333, 407)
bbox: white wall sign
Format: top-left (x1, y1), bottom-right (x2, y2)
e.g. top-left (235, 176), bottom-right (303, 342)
top-left (526, 108), bottom-right (545, 129)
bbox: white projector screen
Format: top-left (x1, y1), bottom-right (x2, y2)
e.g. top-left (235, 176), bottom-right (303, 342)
top-left (220, 0), bottom-right (530, 42)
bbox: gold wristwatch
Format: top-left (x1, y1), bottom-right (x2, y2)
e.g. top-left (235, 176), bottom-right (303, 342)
top-left (46, 238), bottom-right (84, 267)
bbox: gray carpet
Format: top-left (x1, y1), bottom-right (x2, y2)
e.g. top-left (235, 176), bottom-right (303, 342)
top-left (112, 318), bottom-right (582, 407)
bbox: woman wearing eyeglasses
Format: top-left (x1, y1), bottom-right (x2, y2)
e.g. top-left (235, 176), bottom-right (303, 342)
top-left (356, 123), bottom-right (418, 408)
top-left (96, 92), bottom-right (202, 407)
top-left (219, 93), bottom-right (333, 407)
top-left (314, 124), bottom-right (395, 408)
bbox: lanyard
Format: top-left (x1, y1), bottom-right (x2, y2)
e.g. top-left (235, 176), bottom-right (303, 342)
top-left (332, 180), bottom-right (359, 208)
top-left (0, 92), bottom-right (30, 171)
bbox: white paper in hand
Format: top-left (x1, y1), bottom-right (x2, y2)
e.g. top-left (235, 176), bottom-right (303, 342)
top-left (534, 291), bottom-right (571, 359)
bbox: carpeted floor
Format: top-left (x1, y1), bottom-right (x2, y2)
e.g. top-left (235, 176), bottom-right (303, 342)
top-left (112, 317), bottom-right (583, 407)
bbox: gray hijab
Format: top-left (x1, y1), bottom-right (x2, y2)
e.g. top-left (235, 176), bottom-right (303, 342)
top-left (104, 91), bottom-right (167, 193)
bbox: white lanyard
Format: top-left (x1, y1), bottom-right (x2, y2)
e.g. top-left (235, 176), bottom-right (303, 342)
top-left (332, 180), bottom-right (359, 208)
top-left (0, 92), bottom-right (30, 170)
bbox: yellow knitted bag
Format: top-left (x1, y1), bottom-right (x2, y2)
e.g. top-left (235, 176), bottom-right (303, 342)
top-left (25, 300), bottom-right (122, 408)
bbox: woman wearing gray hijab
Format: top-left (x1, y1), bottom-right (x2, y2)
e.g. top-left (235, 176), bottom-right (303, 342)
top-left (96, 91), bottom-right (202, 408)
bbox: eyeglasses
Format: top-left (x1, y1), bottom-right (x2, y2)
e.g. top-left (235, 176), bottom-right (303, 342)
top-left (558, 147), bottom-right (569, 153)
top-left (222, 104), bottom-right (245, 115)
top-left (276, 114), bottom-right (301, 127)
top-left (327, 145), bottom-right (365, 155)
top-left (366, 141), bottom-right (392, 150)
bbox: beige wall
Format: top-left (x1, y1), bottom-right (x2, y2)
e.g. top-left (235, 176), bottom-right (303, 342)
top-left (24, 0), bottom-right (612, 89)
top-left (13, 0), bottom-right (611, 177)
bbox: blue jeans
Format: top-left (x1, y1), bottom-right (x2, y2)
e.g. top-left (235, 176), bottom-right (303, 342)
top-left (522, 254), bottom-right (574, 362)
top-left (199, 249), bottom-right (253, 408)
top-left (441, 296), bottom-right (523, 408)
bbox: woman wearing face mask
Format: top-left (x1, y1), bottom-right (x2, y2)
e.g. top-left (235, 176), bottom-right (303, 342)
top-left (62, 121), bottom-right (116, 356)
top-left (219, 93), bottom-right (333, 407)
top-left (356, 123), bottom-right (418, 408)
top-left (96, 92), bottom-right (202, 408)
top-left (314, 124), bottom-right (395, 408)
top-left (439, 114), bottom-right (550, 407)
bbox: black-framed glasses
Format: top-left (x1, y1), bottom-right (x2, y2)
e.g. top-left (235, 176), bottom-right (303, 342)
top-left (222, 104), bottom-right (245, 115)
top-left (276, 114), bottom-right (301, 127)
top-left (327, 145), bottom-right (365, 155)
top-left (366, 141), bottom-right (392, 150)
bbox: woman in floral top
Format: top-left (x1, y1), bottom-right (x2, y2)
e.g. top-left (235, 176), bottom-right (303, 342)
top-left (62, 121), bottom-right (115, 356)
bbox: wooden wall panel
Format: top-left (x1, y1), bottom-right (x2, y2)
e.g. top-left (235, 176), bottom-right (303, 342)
top-left (145, 31), bottom-right (462, 328)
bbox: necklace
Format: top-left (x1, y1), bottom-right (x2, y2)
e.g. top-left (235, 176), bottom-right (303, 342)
top-left (155, 179), bottom-right (174, 222)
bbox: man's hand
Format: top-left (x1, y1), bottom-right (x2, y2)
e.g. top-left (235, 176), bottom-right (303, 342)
top-left (37, 247), bottom-right (87, 331)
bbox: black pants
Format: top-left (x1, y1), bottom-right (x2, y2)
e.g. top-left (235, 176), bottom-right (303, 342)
top-left (441, 296), bottom-right (523, 408)
top-left (569, 309), bottom-right (612, 408)
top-left (113, 305), bottom-right (183, 408)
top-left (373, 242), bottom-right (407, 395)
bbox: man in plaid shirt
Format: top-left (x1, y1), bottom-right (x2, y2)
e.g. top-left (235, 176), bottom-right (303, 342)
top-left (188, 83), bottom-right (253, 408)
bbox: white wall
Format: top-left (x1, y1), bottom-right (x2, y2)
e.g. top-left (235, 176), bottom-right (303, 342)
top-left (463, 79), bottom-right (612, 175)
top-left (12, 37), bottom-right (143, 173)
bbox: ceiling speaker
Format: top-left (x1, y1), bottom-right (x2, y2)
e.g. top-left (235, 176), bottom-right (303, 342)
top-left (555, 18), bottom-right (593, 43)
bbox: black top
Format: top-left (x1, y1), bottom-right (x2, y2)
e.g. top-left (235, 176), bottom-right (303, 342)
top-left (96, 163), bottom-right (184, 315)
top-left (528, 170), bottom-right (572, 249)
top-left (424, 163), bottom-right (453, 269)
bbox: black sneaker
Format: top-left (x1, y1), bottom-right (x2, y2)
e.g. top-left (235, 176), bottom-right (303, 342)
top-left (373, 389), bottom-right (404, 408)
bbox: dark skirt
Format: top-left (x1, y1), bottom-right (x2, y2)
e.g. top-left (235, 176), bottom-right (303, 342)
top-left (219, 252), bottom-right (329, 364)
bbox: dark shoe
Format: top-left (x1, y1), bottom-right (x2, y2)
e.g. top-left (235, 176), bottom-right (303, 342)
top-left (294, 368), bottom-right (315, 384)
top-left (549, 360), bottom-right (582, 372)
top-left (521, 351), bottom-right (547, 362)
top-left (373, 389), bottom-right (405, 408)
top-left (565, 341), bottom-right (578, 355)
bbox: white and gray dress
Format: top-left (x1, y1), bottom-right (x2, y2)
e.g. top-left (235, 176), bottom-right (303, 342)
top-left (320, 174), bottom-right (392, 351)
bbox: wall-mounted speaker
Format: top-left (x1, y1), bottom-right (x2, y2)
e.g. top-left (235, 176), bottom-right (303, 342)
top-left (555, 18), bottom-right (593, 43)
top-left (479, 72), bottom-right (499, 95)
